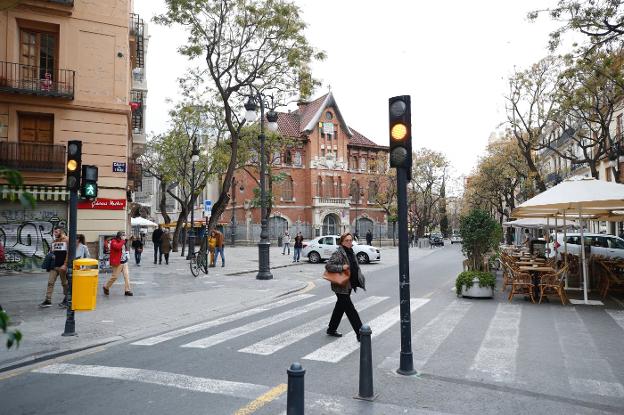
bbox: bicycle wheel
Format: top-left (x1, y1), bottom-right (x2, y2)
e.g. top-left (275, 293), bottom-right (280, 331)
top-left (190, 254), bottom-right (200, 277)
top-left (199, 251), bottom-right (209, 275)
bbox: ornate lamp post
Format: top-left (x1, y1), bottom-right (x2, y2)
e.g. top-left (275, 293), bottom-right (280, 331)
top-left (186, 145), bottom-right (200, 259)
top-left (244, 92), bottom-right (279, 280)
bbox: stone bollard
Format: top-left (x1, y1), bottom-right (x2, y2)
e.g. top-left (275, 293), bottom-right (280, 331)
top-left (287, 362), bottom-right (305, 414)
top-left (355, 324), bottom-right (377, 401)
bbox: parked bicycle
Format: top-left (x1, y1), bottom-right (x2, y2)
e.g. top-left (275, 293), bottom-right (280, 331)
top-left (189, 234), bottom-right (209, 277)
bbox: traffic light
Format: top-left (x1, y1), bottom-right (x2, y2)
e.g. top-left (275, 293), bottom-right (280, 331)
top-left (66, 140), bottom-right (82, 192)
top-left (81, 165), bottom-right (98, 199)
top-left (388, 95), bottom-right (412, 173)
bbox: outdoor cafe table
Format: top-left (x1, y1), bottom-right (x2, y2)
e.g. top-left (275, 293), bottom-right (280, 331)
top-left (519, 265), bottom-right (556, 301)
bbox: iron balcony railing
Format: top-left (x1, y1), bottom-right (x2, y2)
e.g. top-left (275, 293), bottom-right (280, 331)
top-left (131, 90), bottom-right (145, 134)
top-left (0, 141), bottom-right (66, 173)
top-left (128, 161), bottom-right (143, 192)
top-left (129, 13), bottom-right (145, 68)
top-left (0, 61), bottom-right (75, 99)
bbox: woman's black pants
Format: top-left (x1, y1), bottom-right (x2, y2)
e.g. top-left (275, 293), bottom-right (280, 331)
top-left (328, 293), bottom-right (362, 334)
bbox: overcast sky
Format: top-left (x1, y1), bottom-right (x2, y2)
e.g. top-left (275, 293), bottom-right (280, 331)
top-left (134, 0), bottom-right (561, 182)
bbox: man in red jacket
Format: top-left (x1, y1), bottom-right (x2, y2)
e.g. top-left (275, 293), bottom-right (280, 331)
top-left (102, 231), bottom-right (133, 296)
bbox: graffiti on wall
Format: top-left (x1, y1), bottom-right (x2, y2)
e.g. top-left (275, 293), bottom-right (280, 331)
top-left (0, 204), bottom-right (67, 272)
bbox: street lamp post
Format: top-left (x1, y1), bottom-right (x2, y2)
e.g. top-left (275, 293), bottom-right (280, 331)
top-left (186, 145), bottom-right (200, 260)
top-left (231, 178), bottom-right (244, 247)
top-left (244, 91), bottom-right (279, 280)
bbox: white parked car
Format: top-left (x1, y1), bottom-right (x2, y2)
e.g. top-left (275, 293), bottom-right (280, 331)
top-left (301, 235), bottom-right (381, 264)
top-left (547, 233), bottom-right (624, 260)
top-left (450, 234), bottom-right (463, 244)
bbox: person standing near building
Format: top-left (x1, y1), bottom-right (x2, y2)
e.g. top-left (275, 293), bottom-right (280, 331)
top-left (131, 235), bottom-right (144, 266)
top-left (40, 226), bottom-right (70, 308)
top-left (293, 231), bottom-right (304, 262)
top-left (214, 229), bottom-right (225, 267)
top-left (160, 229), bottom-right (172, 265)
top-left (75, 234), bottom-right (90, 260)
top-left (282, 230), bottom-right (291, 256)
top-left (152, 225), bottom-right (164, 265)
top-left (365, 229), bottom-right (373, 246)
top-left (103, 231), bottom-right (133, 296)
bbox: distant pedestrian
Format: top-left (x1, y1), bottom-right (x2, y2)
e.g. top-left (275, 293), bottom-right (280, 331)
top-left (293, 232), bottom-right (304, 262)
top-left (160, 229), bottom-right (172, 265)
top-left (282, 230), bottom-right (291, 255)
top-left (365, 229), bottom-right (373, 246)
top-left (75, 234), bottom-right (90, 259)
top-left (325, 232), bottom-right (365, 341)
top-left (523, 229), bottom-right (532, 247)
top-left (214, 230), bottom-right (225, 267)
top-left (131, 235), bottom-right (144, 266)
top-left (103, 231), bottom-right (133, 296)
top-left (39, 226), bottom-right (69, 308)
top-left (152, 225), bottom-right (164, 264)
top-left (208, 231), bottom-right (217, 267)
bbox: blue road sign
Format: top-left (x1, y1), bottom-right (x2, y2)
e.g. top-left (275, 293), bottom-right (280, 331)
top-left (204, 200), bottom-right (212, 215)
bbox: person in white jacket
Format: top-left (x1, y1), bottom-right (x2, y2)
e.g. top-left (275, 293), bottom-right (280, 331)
top-left (282, 230), bottom-right (291, 255)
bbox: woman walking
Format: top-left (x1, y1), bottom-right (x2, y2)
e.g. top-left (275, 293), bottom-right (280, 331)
top-left (160, 229), bottom-right (172, 265)
top-left (325, 232), bottom-right (365, 341)
top-left (131, 235), bottom-right (144, 266)
top-left (103, 231), bottom-right (133, 296)
top-left (76, 234), bottom-right (90, 259)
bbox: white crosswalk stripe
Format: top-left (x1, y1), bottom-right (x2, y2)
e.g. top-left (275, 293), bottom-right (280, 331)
top-left (606, 309), bottom-right (624, 331)
top-left (181, 296), bottom-right (336, 349)
top-left (239, 296), bottom-right (389, 355)
top-left (131, 294), bottom-right (314, 346)
top-left (303, 298), bottom-right (430, 363)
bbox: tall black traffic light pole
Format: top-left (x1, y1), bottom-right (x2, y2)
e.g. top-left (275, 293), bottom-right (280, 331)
top-left (389, 95), bottom-right (415, 375)
top-left (63, 140), bottom-right (81, 337)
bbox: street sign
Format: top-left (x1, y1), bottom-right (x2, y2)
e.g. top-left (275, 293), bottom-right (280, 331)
top-left (204, 199), bottom-right (212, 216)
top-left (112, 162), bottom-right (126, 173)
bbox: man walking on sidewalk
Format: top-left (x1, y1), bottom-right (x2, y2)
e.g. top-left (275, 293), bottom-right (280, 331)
top-left (39, 226), bottom-right (69, 308)
top-left (152, 225), bottom-right (163, 265)
top-left (293, 232), bottom-right (304, 262)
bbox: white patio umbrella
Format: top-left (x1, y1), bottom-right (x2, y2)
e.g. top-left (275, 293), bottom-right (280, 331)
top-left (502, 218), bottom-right (578, 229)
top-left (131, 217), bottom-right (159, 227)
top-left (511, 177), bottom-right (624, 305)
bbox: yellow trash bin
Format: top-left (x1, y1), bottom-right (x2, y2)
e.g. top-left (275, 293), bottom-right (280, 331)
top-left (71, 258), bottom-right (99, 311)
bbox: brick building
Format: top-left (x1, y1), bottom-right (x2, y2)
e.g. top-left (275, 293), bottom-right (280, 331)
top-left (224, 92), bottom-right (390, 240)
top-left (0, 0), bottom-right (147, 271)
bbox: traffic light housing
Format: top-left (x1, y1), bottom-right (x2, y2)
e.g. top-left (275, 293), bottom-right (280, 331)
top-left (388, 95), bottom-right (412, 175)
top-left (66, 140), bottom-right (82, 192)
top-left (81, 165), bottom-right (98, 199)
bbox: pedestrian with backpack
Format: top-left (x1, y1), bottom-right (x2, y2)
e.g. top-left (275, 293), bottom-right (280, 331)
top-left (39, 226), bottom-right (69, 308)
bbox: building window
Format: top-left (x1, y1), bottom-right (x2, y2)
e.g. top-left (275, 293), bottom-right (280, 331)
top-left (273, 151), bottom-right (281, 165)
top-left (282, 176), bottom-right (294, 201)
top-left (368, 180), bottom-right (377, 203)
top-left (360, 157), bottom-right (367, 171)
top-left (19, 25), bottom-right (58, 82)
top-left (325, 111), bottom-right (333, 120)
top-left (317, 176), bottom-right (323, 197)
top-left (294, 151), bottom-right (302, 166)
top-left (324, 177), bottom-right (334, 198)
top-left (350, 180), bottom-right (360, 203)
top-left (337, 177), bottom-right (342, 197)
top-left (350, 156), bottom-right (358, 170)
top-left (322, 214), bottom-right (339, 235)
top-left (284, 149), bottom-right (293, 166)
top-left (19, 113), bottom-right (53, 143)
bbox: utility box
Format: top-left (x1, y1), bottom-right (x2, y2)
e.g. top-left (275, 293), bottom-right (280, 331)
top-left (72, 258), bottom-right (99, 311)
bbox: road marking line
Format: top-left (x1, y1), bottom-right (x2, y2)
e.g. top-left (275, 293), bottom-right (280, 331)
top-left (233, 383), bottom-right (287, 415)
top-left (181, 296), bottom-right (336, 349)
top-left (34, 363), bottom-right (268, 400)
top-left (239, 296), bottom-right (388, 355)
top-left (131, 294), bottom-right (314, 346)
top-left (467, 303), bottom-right (521, 383)
top-left (303, 298), bottom-right (430, 363)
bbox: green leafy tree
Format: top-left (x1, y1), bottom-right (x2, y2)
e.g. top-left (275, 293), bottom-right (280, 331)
top-left (155, 0), bottom-right (325, 233)
top-left (409, 148), bottom-right (449, 237)
top-left (460, 209), bottom-right (502, 272)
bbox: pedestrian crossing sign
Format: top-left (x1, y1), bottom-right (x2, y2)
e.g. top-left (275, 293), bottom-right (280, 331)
top-left (84, 183), bottom-right (96, 197)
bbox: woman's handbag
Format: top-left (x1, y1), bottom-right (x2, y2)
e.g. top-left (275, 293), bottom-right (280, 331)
top-left (323, 267), bottom-right (350, 287)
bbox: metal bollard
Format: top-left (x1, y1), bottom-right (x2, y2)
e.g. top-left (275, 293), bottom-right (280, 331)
top-left (287, 362), bottom-right (305, 415)
top-left (355, 324), bottom-right (378, 401)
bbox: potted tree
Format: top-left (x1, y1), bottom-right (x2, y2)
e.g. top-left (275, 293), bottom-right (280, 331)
top-left (456, 209), bottom-right (501, 298)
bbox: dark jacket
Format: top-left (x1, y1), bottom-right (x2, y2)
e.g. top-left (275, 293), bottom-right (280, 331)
top-left (325, 246), bottom-right (366, 295)
top-left (152, 228), bottom-right (164, 244)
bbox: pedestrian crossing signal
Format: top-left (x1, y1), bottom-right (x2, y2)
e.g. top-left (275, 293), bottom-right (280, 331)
top-left (81, 165), bottom-right (98, 200)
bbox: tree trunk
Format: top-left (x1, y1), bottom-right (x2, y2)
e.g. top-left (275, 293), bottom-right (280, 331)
top-left (172, 206), bottom-right (187, 252)
top-left (159, 180), bottom-right (171, 224)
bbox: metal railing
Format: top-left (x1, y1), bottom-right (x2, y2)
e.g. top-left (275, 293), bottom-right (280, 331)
top-left (0, 141), bottom-right (66, 172)
top-left (130, 90), bottom-right (144, 134)
top-left (128, 161), bottom-right (143, 192)
top-left (0, 61), bottom-right (75, 99)
top-left (312, 196), bottom-right (350, 206)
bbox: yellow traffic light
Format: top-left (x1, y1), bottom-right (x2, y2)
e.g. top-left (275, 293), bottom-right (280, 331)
top-left (67, 159), bottom-right (78, 171)
top-left (391, 123), bottom-right (407, 140)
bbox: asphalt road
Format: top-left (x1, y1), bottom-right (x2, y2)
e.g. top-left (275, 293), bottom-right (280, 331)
top-left (2, 244), bottom-right (624, 415)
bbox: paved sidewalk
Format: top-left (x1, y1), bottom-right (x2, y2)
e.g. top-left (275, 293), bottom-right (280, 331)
top-left (0, 244), bottom-right (434, 371)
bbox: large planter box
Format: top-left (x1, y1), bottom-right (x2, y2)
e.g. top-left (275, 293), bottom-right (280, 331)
top-left (461, 278), bottom-right (494, 298)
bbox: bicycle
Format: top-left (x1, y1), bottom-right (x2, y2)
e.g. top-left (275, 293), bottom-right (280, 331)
top-left (189, 235), bottom-right (209, 277)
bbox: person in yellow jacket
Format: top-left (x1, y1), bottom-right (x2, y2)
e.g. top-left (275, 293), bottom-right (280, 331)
top-left (208, 230), bottom-right (217, 267)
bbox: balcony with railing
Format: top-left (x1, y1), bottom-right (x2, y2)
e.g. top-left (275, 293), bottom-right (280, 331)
top-left (0, 141), bottom-right (66, 173)
top-left (0, 61), bottom-right (75, 99)
top-left (128, 161), bottom-right (143, 192)
top-left (312, 196), bottom-right (350, 207)
top-left (129, 13), bottom-right (145, 69)
top-left (131, 90), bottom-right (144, 134)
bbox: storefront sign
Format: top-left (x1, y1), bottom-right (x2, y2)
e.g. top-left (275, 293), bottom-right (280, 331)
top-left (112, 162), bottom-right (127, 173)
top-left (77, 198), bottom-right (126, 210)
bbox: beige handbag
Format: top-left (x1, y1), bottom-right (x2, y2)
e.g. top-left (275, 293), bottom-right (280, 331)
top-left (323, 267), bottom-right (350, 287)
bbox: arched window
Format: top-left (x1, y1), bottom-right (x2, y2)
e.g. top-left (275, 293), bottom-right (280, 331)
top-left (359, 157), bottom-right (367, 171)
top-left (350, 156), bottom-right (358, 170)
top-left (294, 151), bottom-right (302, 166)
top-left (269, 216), bottom-right (288, 239)
top-left (282, 176), bottom-right (293, 201)
top-left (368, 180), bottom-right (377, 203)
top-left (284, 149), bottom-right (293, 166)
top-left (350, 180), bottom-right (361, 203)
top-left (322, 214), bottom-right (339, 236)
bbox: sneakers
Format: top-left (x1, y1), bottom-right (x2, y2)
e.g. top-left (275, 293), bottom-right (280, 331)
top-left (39, 299), bottom-right (52, 308)
top-left (58, 298), bottom-right (69, 308)
top-left (102, 286), bottom-right (109, 296)
top-left (124, 291), bottom-right (133, 296)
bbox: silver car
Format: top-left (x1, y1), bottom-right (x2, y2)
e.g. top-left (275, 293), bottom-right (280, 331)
top-left (301, 235), bottom-right (381, 264)
top-left (547, 233), bottom-right (624, 260)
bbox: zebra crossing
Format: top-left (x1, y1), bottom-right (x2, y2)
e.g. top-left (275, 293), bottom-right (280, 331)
top-left (126, 292), bottom-right (624, 400)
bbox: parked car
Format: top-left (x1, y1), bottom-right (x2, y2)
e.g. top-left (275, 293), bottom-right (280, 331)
top-left (547, 233), bottom-right (624, 260)
top-left (450, 234), bottom-right (463, 244)
top-left (301, 235), bottom-right (381, 264)
top-left (429, 233), bottom-right (444, 246)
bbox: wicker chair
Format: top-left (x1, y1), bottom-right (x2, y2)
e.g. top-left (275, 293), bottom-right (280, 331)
top-left (538, 265), bottom-right (569, 305)
top-left (508, 268), bottom-right (535, 303)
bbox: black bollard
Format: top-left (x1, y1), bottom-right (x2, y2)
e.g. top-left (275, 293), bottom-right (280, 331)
top-left (287, 362), bottom-right (305, 415)
top-left (355, 324), bottom-right (377, 401)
